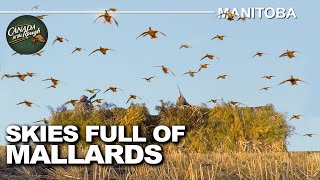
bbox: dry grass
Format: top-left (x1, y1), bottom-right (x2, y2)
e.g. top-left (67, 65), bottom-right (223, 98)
top-left (1, 148), bottom-right (319, 179)
top-left (0, 146), bottom-right (5, 165)
top-left (48, 102), bottom-right (292, 153)
top-left (0, 103), bottom-right (305, 179)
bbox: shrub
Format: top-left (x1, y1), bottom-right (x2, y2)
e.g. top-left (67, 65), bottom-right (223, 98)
top-left (49, 102), bottom-right (292, 153)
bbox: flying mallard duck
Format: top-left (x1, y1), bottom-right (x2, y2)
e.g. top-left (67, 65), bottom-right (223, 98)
top-left (108, 8), bottom-right (118, 12)
top-left (260, 86), bottom-right (271, 91)
top-left (31, 5), bottom-right (39, 10)
top-left (43, 77), bottom-right (62, 86)
top-left (17, 100), bottom-right (40, 108)
top-left (32, 50), bottom-right (45, 56)
top-left (154, 65), bottom-right (175, 76)
top-left (72, 47), bottom-right (86, 54)
top-left (262, 76), bottom-right (275, 80)
top-left (229, 101), bottom-right (247, 107)
top-left (85, 89), bottom-right (101, 94)
top-left (290, 115), bottom-right (302, 121)
top-left (237, 16), bottom-right (248, 21)
top-left (26, 72), bottom-right (36, 77)
top-left (252, 51), bottom-right (267, 58)
top-left (89, 47), bottom-right (115, 56)
top-left (64, 99), bottom-right (78, 106)
top-left (94, 10), bottom-right (119, 26)
top-left (211, 35), bottom-right (227, 40)
top-left (104, 87), bottom-right (123, 93)
top-left (182, 70), bottom-right (198, 77)
top-left (279, 50), bottom-right (300, 59)
top-left (217, 75), bottom-right (229, 79)
top-left (207, 99), bottom-right (219, 104)
top-left (218, 11), bottom-right (237, 21)
top-left (32, 34), bottom-right (46, 44)
top-left (126, 94), bottom-right (142, 104)
top-left (201, 54), bottom-right (220, 61)
top-left (137, 27), bottom-right (166, 39)
top-left (12, 52), bottom-right (22, 56)
top-left (36, 15), bottom-right (47, 20)
top-left (34, 118), bottom-right (50, 125)
top-left (198, 64), bottom-right (210, 72)
top-left (278, 76), bottom-right (308, 86)
top-left (179, 44), bottom-right (191, 49)
top-left (142, 76), bottom-right (155, 82)
top-left (14, 72), bottom-right (30, 81)
top-left (303, 134), bottom-right (317, 138)
top-left (52, 36), bottom-right (68, 46)
top-left (92, 99), bottom-right (104, 104)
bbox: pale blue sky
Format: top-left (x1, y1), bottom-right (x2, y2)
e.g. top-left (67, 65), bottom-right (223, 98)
top-left (0, 0), bottom-right (319, 151)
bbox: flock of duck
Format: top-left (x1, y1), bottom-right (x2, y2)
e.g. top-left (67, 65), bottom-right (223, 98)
top-left (1, 8), bottom-right (317, 138)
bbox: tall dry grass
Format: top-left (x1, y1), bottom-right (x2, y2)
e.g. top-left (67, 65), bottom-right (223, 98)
top-left (1, 150), bottom-right (319, 179)
top-left (0, 102), bottom-right (304, 179)
top-left (48, 102), bottom-right (292, 153)
top-left (0, 146), bottom-right (5, 166)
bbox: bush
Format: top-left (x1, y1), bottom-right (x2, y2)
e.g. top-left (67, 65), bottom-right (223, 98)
top-left (49, 102), bottom-right (292, 153)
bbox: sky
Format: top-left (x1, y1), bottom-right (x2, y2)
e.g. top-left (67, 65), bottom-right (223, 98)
top-left (0, 0), bottom-right (319, 151)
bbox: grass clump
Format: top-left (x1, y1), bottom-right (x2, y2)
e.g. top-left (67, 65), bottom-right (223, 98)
top-left (48, 101), bottom-right (292, 153)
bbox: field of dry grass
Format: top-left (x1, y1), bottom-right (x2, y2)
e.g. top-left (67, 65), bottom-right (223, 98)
top-left (0, 103), bottom-right (313, 179)
top-left (0, 148), bottom-right (319, 179)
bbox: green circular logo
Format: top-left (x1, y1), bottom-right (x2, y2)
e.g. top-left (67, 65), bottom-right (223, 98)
top-left (6, 15), bottom-right (48, 55)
